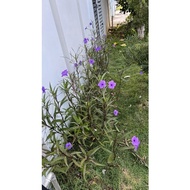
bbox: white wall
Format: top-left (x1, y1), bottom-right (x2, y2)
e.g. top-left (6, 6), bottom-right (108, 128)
top-left (42, 0), bottom-right (66, 88)
top-left (42, 0), bottom-right (96, 89)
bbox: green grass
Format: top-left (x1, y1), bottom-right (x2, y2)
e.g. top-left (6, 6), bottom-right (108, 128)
top-left (105, 34), bottom-right (148, 189)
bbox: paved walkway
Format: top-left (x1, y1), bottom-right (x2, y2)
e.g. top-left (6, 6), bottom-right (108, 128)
top-left (112, 10), bottom-right (130, 27)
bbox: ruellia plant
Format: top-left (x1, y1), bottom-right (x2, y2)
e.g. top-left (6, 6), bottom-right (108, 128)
top-left (42, 22), bottom-right (141, 183)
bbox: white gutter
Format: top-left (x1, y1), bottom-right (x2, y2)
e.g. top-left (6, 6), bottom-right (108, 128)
top-left (49, 0), bottom-right (72, 72)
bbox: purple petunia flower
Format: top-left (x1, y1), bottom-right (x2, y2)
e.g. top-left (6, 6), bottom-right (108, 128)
top-left (89, 58), bottom-right (95, 65)
top-left (108, 80), bottom-right (116, 89)
top-left (94, 46), bottom-right (101, 52)
top-left (65, 142), bottom-right (73, 150)
top-left (140, 71), bottom-right (143, 75)
top-left (131, 136), bottom-right (140, 151)
top-left (113, 109), bottom-right (118, 116)
top-left (61, 69), bottom-right (68, 77)
top-left (98, 80), bottom-right (106, 89)
top-left (42, 86), bottom-right (46, 93)
top-left (84, 38), bottom-right (89, 44)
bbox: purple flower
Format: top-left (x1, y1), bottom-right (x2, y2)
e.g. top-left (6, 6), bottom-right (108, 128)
top-left (84, 38), bottom-right (89, 44)
top-left (94, 46), bottom-right (101, 52)
top-left (108, 80), bottom-right (116, 89)
top-left (65, 142), bottom-right (73, 150)
top-left (98, 80), bottom-right (106, 89)
top-left (42, 86), bottom-right (46, 93)
top-left (89, 58), bottom-right (95, 65)
top-left (113, 109), bottom-right (118, 116)
top-left (61, 69), bottom-right (68, 77)
top-left (140, 71), bottom-right (143, 75)
top-left (74, 63), bottom-right (78, 67)
top-left (131, 136), bottom-right (140, 151)
top-left (91, 37), bottom-right (95, 41)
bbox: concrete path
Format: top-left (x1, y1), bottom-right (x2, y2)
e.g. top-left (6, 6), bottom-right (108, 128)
top-left (112, 10), bottom-right (130, 27)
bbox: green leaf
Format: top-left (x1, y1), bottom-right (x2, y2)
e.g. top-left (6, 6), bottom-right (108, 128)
top-left (90, 160), bottom-right (105, 167)
top-left (60, 97), bottom-right (67, 107)
top-left (59, 144), bottom-right (66, 153)
top-left (46, 116), bottom-right (52, 126)
top-left (77, 153), bottom-right (84, 159)
top-left (87, 146), bottom-right (100, 157)
top-left (101, 71), bottom-right (109, 80)
top-left (73, 115), bottom-right (82, 124)
top-left (107, 153), bottom-right (115, 164)
top-left (52, 119), bottom-right (64, 124)
top-left (80, 158), bottom-right (87, 168)
top-left (101, 146), bottom-right (112, 154)
top-left (72, 159), bottom-right (82, 168)
top-left (64, 156), bottom-right (68, 167)
top-left (82, 163), bottom-right (87, 182)
top-left (54, 166), bottom-right (68, 174)
top-left (70, 151), bottom-right (83, 156)
top-left (49, 83), bottom-right (53, 93)
top-left (119, 130), bottom-right (134, 140)
top-left (119, 146), bottom-right (134, 151)
top-left (49, 156), bottom-right (64, 165)
top-left (42, 168), bottom-right (48, 176)
top-left (79, 146), bottom-right (87, 155)
top-left (62, 126), bottom-right (81, 132)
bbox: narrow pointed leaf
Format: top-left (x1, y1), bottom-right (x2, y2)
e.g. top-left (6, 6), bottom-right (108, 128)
top-left (107, 153), bottom-right (114, 164)
top-left (87, 146), bottom-right (100, 157)
top-left (72, 159), bottom-right (82, 168)
top-left (91, 160), bottom-right (105, 167)
top-left (82, 163), bottom-right (87, 182)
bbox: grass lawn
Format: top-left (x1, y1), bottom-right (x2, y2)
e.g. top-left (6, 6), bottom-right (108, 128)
top-left (106, 33), bottom-right (148, 189)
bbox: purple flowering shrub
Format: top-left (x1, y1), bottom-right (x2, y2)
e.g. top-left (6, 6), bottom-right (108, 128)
top-left (42, 21), bottom-right (142, 182)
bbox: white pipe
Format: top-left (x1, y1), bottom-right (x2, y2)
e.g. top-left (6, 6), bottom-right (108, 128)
top-left (49, 0), bottom-right (72, 72)
top-left (51, 174), bottom-right (62, 190)
top-left (43, 172), bottom-right (54, 189)
top-left (43, 172), bottom-right (62, 190)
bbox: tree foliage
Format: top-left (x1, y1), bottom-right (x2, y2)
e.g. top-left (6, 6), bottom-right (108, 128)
top-left (118, 0), bottom-right (148, 30)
